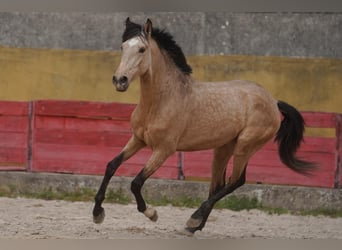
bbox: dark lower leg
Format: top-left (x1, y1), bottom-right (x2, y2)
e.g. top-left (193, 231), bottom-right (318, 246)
top-left (131, 170), bottom-right (147, 213)
top-left (209, 143), bottom-right (234, 198)
top-left (209, 168), bottom-right (227, 198)
top-left (93, 153), bottom-right (124, 218)
top-left (186, 168), bottom-right (247, 233)
top-left (131, 170), bottom-right (158, 221)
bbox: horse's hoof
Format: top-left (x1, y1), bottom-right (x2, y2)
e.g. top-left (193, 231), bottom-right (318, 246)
top-left (186, 217), bottom-right (202, 228)
top-left (144, 207), bottom-right (158, 222)
top-left (93, 207), bottom-right (105, 224)
top-left (185, 226), bottom-right (200, 234)
top-left (177, 227), bottom-right (195, 236)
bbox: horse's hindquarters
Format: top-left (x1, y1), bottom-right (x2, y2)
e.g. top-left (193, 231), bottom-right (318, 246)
top-left (177, 80), bottom-right (280, 152)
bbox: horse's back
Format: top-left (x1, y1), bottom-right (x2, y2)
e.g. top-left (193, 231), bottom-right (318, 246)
top-left (196, 80), bottom-right (273, 101)
top-left (191, 79), bottom-right (278, 117)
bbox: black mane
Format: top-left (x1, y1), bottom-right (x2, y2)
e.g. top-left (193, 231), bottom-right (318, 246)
top-left (122, 20), bottom-right (192, 75)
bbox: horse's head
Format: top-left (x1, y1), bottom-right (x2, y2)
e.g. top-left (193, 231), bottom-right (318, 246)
top-left (112, 18), bottom-right (152, 92)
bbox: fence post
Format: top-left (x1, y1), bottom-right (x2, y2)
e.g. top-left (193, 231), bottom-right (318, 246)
top-left (26, 101), bottom-right (34, 172)
top-left (336, 114), bottom-right (342, 188)
top-left (177, 151), bottom-right (185, 180)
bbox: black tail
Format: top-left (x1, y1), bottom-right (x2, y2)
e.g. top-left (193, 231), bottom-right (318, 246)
top-left (275, 100), bottom-right (317, 176)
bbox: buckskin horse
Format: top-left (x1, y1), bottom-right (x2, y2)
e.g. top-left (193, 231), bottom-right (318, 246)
top-left (93, 18), bottom-right (316, 233)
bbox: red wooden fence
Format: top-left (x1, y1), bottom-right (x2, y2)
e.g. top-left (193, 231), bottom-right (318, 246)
top-left (0, 100), bottom-right (341, 188)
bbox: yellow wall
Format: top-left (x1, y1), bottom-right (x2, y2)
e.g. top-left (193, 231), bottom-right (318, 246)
top-left (189, 55), bottom-right (342, 114)
top-left (1, 46), bottom-right (341, 113)
top-left (0, 46), bottom-right (139, 104)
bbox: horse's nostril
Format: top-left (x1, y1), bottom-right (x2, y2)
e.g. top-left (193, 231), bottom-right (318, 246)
top-left (119, 76), bottom-right (128, 84)
top-left (112, 75), bottom-right (118, 84)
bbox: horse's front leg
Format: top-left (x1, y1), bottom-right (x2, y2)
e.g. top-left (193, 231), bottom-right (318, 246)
top-left (130, 148), bottom-right (174, 221)
top-left (93, 135), bottom-right (145, 224)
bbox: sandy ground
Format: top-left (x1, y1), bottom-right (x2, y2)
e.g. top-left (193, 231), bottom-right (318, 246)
top-left (0, 197), bottom-right (341, 239)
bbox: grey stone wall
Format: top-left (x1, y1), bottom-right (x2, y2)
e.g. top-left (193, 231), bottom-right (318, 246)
top-left (1, 172), bottom-right (341, 211)
top-left (0, 12), bottom-right (341, 58)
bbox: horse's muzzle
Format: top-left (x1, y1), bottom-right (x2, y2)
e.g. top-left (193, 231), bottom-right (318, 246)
top-left (112, 75), bottom-right (129, 92)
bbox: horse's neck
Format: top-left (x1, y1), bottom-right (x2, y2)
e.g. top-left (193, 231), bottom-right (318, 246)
top-left (138, 50), bottom-right (190, 112)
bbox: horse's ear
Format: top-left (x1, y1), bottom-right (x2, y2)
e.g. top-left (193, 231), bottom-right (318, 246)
top-left (125, 17), bottom-right (131, 26)
top-left (143, 18), bottom-right (152, 37)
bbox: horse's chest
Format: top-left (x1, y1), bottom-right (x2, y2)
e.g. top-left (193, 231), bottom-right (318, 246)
top-left (130, 115), bottom-right (155, 146)
top-left (130, 107), bottom-right (178, 148)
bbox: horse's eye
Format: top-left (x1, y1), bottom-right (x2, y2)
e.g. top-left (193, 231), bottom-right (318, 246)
top-left (138, 47), bottom-right (146, 53)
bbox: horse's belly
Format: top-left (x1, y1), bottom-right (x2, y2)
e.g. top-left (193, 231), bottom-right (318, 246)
top-left (176, 126), bottom-right (239, 151)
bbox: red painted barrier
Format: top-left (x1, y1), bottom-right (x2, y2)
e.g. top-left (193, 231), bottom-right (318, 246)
top-left (0, 100), bottom-right (341, 188)
top-left (30, 100), bottom-right (179, 179)
top-left (183, 112), bottom-right (342, 188)
top-left (0, 101), bottom-right (30, 170)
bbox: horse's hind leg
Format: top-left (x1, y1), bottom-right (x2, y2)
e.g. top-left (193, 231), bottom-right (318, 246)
top-left (186, 128), bottom-right (273, 233)
top-left (186, 136), bottom-right (260, 233)
top-left (186, 158), bottom-right (248, 233)
top-left (209, 143), bottom-right (235, 197)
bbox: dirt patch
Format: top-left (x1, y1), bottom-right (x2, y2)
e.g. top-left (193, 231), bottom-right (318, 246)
top-left (0, 197), bottom-right (341, 239)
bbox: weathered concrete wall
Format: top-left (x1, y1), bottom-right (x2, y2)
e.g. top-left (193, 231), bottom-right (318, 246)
top-left (0, 12), bottom-right (341, 112)
top-left (0, 12), bottom-right (341, 57)
top-left (0, 172), bottom-right (341, 211)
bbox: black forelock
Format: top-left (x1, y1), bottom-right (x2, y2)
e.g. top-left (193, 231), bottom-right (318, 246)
top-left (121, 19), bottom-right (192, 75)
top-left (122, 21), bottom-right (143, 42)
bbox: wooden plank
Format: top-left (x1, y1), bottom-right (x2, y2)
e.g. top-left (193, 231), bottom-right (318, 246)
top-left (262, 137), bottom-right (336, 154)
top-left (0, 132), bottom-right (28, 147)
top-left (0, 101), bottom-right (29, 116)
top-left (31, 142), bottom-right (179, 178)
top-left (246, 165), bottom-right (335, 188)
top-left (34, 116), bottom-right (131, 132)
top-left (34, 100), bottom-right (135, 120)
top-left (34, 129), bottom-right (131, 147)
top-left (0, 116), bottom-right (29, 133)
top-left (302, 112), bottom-right (337, 128)
top-left (116, 164), bottom-right (178, 179)
top-left (0, 165), bottom-right (27, 171)
top-left (182, 157), bottom-right (335, 188)
top-left (32, 143), bottom-right (177, 166)
top-left (32, 159), bottom-right (178, 179)
top-left (33, 107), bottom-right (340, 136)
top-left (182, 140), bottom-right (337, 188)
top-left (0, 147), bottom-right (27, 163)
